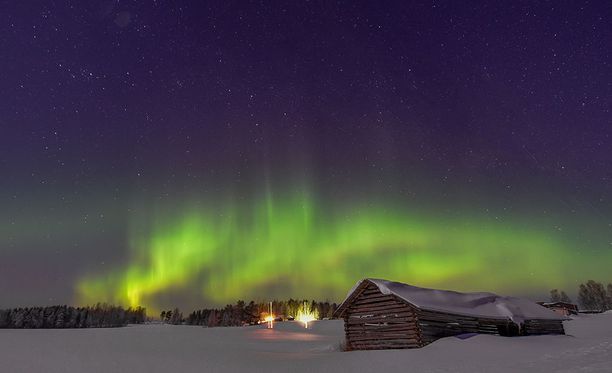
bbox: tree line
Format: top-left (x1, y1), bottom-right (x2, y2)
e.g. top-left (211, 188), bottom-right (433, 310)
top-left (0, 304), bottom-right (146, 328)
top-left (550, 280), bottom-right (612, 312)
top-left (160, 299), bottom-right (338, 327)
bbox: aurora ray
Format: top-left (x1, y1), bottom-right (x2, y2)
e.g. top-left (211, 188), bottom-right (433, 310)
top-left (75, 188), bottom-right (607, 311)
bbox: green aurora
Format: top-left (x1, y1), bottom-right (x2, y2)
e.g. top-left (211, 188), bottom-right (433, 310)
top-left (75, 188), bottom-right (612, 311)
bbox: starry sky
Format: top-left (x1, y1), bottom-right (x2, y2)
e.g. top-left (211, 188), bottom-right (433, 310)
top-left (1, 1), bottom-right (611, 311)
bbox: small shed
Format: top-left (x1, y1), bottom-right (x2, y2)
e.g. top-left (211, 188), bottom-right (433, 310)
top-left (537, 301), bottom-right (579, 316)
top-left (334, 278), bottom-right (568, 350)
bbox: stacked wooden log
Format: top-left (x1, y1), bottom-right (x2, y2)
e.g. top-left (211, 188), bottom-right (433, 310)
top-left (416, 309), bottom-right (506, 344)
top-left (344, 283), bottom-right (422, 350)
top-left (337, 279), bottom-right (566, 350)
top-left (523, 319), bottom-right (566, 335)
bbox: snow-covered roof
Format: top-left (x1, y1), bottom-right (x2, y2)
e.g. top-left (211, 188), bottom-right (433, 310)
top-left (539, 301), bottom-right (577, 307)
top-left (337, 278), bottom-right (568, 324)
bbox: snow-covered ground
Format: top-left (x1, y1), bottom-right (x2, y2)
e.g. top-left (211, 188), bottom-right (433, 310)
top-left (0, 312), bottom-right (611, 373)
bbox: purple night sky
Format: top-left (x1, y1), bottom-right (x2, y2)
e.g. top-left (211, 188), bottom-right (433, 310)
top-left (1, 1), bottom-right (611, 310)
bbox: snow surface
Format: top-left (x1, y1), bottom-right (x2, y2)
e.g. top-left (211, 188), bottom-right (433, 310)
top-left (340, 278), bottom-right (567, 324)
top-left (0, 313), bottom-right (611, 372)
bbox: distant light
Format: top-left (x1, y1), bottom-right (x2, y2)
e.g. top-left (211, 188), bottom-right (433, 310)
top-left (263, 302), bottom-right (274, 328)
top-left (297, 313), bottom-right (316, 329)
top-left (296, 301), bottom-right (318, 329)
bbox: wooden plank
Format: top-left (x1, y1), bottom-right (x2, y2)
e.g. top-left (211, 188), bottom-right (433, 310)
top-left (350, 305), bottom-right (406, 313)
top-left (350, 323), bottom-right (417, 330)
top-left (346, 316), bottom-right (416, 324)
top-left (346, 326), bottom-right (417, 334)
top-left (352, 299), bottom-right (403, 308)
top-left (347, 330), bottom-right (415, 335)
top-left (347, 325), bottom-right (417, 331)
top-left (350, 300), bottom-right (410, 309)
top-left (348, 341), bottom-right (420, 348)
top-left (353, 293), bottom-right (395, 302)
top-left (347, 324), bottom-right (417, 331)
top-left (347, 329), bottom-right (418, 336)
top-left (350, 306), bottom-right (414, 314)
top-left (347, 330), bottom-right (418, 337)
top-left (359, 288), bottom-right (384, 296)
top-left (348, 334), bottom-right (419, 342)
top-left (349, 306), bottom-right (413, 314)
top-left (353, 293), bottom-right (397, 301)
top-left (349, 311), bottom-right (416, 319)
top-left (347, 313), bottom-right (416, 320)
top-left (348, 307), bottom-right (414, 316)
top-left (348, 341), bottom-right (421, 349)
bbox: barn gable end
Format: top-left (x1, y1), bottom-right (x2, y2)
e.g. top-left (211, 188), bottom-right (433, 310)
top-left (341, 281), bottom-right (423, 350)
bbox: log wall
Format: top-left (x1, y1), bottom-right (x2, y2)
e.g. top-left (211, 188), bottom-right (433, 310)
top-left (415, 309), bottom-right (506, 345)
top-left (339, 280), bottom-right (566, 350)
top-left (343, 283), bottom-right (423, 350)
top-left (522, 319), bottom-right (565, 335)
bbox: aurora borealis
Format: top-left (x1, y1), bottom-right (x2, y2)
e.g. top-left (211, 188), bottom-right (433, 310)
top-left (2, 1), bottom-right (612, 312)
top-left (76, 186), bottom-right (612, 311)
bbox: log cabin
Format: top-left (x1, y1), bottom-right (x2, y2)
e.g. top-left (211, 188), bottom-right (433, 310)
top-left (334, 278), bottom-right (568, 350)
top-left (537, 301), bottom-right (579, 316)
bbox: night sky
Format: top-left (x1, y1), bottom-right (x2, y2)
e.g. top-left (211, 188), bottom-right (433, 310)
top-left (1, 1), bottom-right (611, 312)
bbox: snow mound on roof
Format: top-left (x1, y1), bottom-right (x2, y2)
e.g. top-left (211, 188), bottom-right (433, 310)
top-left (357, 279), bottom-right (567, 324)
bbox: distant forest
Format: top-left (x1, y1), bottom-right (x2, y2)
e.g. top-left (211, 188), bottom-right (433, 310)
top-left (0, 299), bottom-right (338, 329)
top-left (551, 280), bottom-right (612, 312)
top-left (161, 299), bottom-right (339, 327)
top-left (3, 279), bottom-right (610, 329)
top-left (0, 304), bottom-right (146, 329)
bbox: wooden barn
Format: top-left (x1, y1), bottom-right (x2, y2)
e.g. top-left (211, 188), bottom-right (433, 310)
top-left (334, 278), bottom-right (568, 350)
top-left (537, 301), bottom-right (579, 316)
